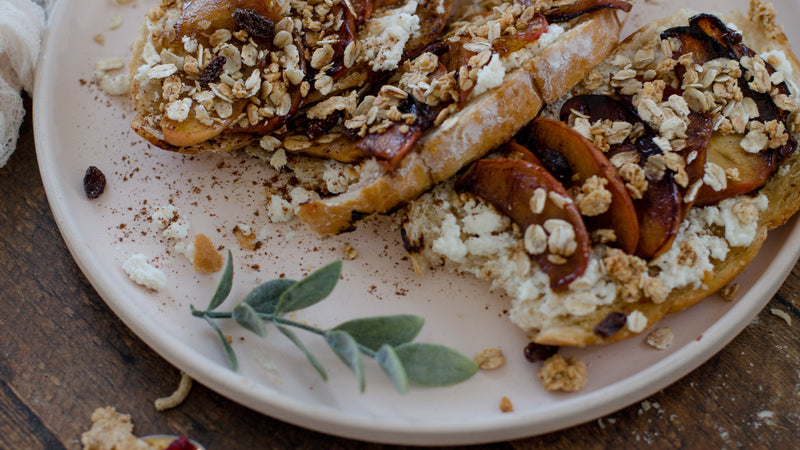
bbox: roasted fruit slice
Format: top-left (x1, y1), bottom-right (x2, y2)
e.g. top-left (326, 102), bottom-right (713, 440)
top-left (161, 100), bottom-right (248, 147)
top-left (524, 118), bottom-right (639, 254)
top-left (542, 0), bottom-right (632, 22)
top-left (175, 0), bottom-right (283, 42)
top-left (455, 158), bottom-right (590, 289)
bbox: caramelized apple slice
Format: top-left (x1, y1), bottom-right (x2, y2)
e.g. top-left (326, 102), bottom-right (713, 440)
top-left (455, 158), bottom-right (590, 289)
top-left (635, 172), bottom-right (683, 258)
top-left (175, 0), bottom-right (283, 42)
top-left (541, 0), bottom-right (632, 22)
top-left (496, 141), bottom-right (543, 165)
top-left (559, 94), bottom-right (646, 127)
top-left (524, 118), bottom-right (639, 254)
top-left (693, 133), bottom-right (777, 206)
top-left (161, 100), bottom-right (247, 147)
top-left (492, 14), bottom-right (548, 55)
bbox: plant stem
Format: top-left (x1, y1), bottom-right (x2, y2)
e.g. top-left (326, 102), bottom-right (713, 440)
top-left (196, 309), bottom-right (378, 358)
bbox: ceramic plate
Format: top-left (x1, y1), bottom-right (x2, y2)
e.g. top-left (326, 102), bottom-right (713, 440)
top-left (33, 0), bottom-right (800, 444)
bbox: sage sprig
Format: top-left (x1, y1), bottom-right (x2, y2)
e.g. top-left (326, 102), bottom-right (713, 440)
top-left (191, 252), bottom-right (478, 393)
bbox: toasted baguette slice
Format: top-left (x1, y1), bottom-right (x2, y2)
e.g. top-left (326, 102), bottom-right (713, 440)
top-left (129, 0), bottom-right (454, 153)
top-left (296, 6), bottom-right (627, 234)
top-left (401, 3), bottom-right (800, 347)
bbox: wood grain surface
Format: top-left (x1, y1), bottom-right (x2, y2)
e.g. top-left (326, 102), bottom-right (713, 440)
top-left (2, 95), bottom-right (799, 449)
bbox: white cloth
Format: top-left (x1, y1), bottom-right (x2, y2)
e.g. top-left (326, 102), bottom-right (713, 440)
top-left (0, 0), bottom-right (46, 167)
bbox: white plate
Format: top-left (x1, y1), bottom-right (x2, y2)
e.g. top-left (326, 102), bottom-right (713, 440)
top-left (33, 0), bottom-right (800, 445)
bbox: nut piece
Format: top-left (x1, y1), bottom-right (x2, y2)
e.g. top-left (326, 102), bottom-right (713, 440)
top-left (499, 396), bottom-right (514, 413)
top-left (474, 348), bottom-right (505, 370)
top-left (645, 327), bottom-right (674, 350)
top-left (537, 354), bottom-right (587, 392)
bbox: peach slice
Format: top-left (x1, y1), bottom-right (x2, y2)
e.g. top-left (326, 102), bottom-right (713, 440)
top-left (455, 158), bottom-right (590, 289)
top-left (161, 100), bottom-right (247, 147)
top-left (524, 118), bottom-right (639, 254)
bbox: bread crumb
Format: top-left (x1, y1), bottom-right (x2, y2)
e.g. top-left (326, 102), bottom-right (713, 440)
top-left (342, 243), bottom-right (358, 260)
top-left (719, 283), bottom-right (739, 301)
top-left (499, 396), bottom-right (514, 413)
top-left (80, 407), bottom-right (155, 450)
top-left (537, 354), bottom-right (587, 392)
top-left (474, 348), bottom-right (505, 370)
top-left (122, 254), bottom-right (166, 291)
top-left (154, 372), bottom-right (193, 411)
top-left (93, 34), bottom-right (105, 45)
top-left (645, 327), bottom-right (674, 350)
top-left (749, 0), bottom-right (783, 40)
top-left (193, 234), bottom-right (223, 273)
top-left (233, 224), bottom-right (259, 250)
top-left (770, 308), bottom-right (792, 326)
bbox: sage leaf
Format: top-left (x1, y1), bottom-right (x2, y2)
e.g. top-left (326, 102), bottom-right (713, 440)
top-left (324, 330), bottom-right (365, 392)
top-left (232, 302), bottom-right (267, 337)
top-left (395, 343), bottom-right (478, 387)
top-left (276, 325), bottom-right (327, 381)
top-left (244, 278), bottom-right (296, 314)
top-left (203, 315), bottom-right (238, 371)
top-left (207, 250), bottom-right (234, 311)
top-left (276, 260), bottom-right (342, 315)
top-left (376, 345), bottom-right (408, 394)
top-left (332, 315), bottom-right (424, 352)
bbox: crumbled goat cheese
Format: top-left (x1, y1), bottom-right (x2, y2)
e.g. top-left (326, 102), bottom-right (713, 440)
top-left (267, 195), bottom-right (294, 222)
top-left (473, 54), bottom-right (506, 97)
top-left (358, 0), bottom-right (420, 71)
top-left (122, 254), bottom-right (166, 291)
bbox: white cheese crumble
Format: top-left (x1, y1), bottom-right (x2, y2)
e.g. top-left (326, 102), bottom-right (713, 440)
top-left (151, 205), bottom-right (190, 239)
top-left (358, 0), bottom-right (420, 71)
top-left (267, 195), bottom-right (294, 222)
top-left (473, 54), bottom-right (506, 97)
top-left (761, 49), bottom-right (795, 94)
top-left (122, 254), bottom-right (166, 291)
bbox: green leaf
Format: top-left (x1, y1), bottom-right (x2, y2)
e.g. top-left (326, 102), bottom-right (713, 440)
top-left (276, 260), bottom-right (342, 315)
top-left (332, 315), bottom-right (424, 352)
top-left (394, 343), bottom-right (478, 387)
top-left (207, 250), bottom-right (234, 311)
top-left (376, 345), bottom-right (408, 394)
top-left (243, 278), bottom-right (296, 314)
top-left (203, 315), bottom-right (238, 371)
top-left (276, 325), bottom-right (327, 382)
top-left (324, 330), bottom-right (365, 392)
top-left (232, 302), bottom-right (267, 337)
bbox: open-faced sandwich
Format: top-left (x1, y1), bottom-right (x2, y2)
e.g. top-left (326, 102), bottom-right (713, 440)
top-left (401, 0), bottom-right (800, 348)
top-left (128, 0), bottom-right (635, 233)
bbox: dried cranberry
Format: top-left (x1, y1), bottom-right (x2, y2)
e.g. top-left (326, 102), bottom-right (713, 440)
top-left (83, 166), bottom-right (106, 199)
top-left (233, 8), bottom-right (274, 41)
top-left (165, 436), bottom-right (198, 450)
top-left (593, 311), bottom-right (628, 338)
top-left (523, 342), bottom-right (558, 363)
top-left (199, 56), bottom-right (226, 89)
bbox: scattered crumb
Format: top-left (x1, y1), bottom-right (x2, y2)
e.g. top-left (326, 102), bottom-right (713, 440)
top-left (122, 254), bottom-right (166, 291)
top-left (474, 348), bottom-right (505, 370)
top-left (645, 327), bottom-right (674, 350)
top-left (193, 234), bottom-right (223, 273)
top-left (151, 205), bottom-right (190, 240)
top-left (80, 407), bottom-right (155, 450)
top-left (342, 243), bottom-right (358, 260)
top-left (770, 308), bottom-right (792, 326)
top-left (719, 283), bottom-right (739, 301)
top-left (93, 34), bottom-right (105, 45)
top-left (499, 396), bottom-right (514, 413)
top-left (154, 372), bottom-right (193, 411)
top-left (537, 354), bottom-right (587, 392)
top-left (233, 224), bottom-right (259, 250)
top-left (109, 14), bottom-right (122, 30)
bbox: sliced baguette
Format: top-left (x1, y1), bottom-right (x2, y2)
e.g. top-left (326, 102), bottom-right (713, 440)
top-left (401, 3), bottom-right (800, 346)
top-left (297, 7), bottom-right (626, 234)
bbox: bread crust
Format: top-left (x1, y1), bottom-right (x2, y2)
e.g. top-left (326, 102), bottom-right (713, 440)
top-left (297, 8), bottom-right (624, 234)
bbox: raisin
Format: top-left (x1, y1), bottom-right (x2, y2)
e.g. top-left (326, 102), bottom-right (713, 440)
top-left (233, 8), bottom-right (274, 41)
top-left (83, 166), bottom-right (106, 199)
top-left (523, 342), bottom-right (558, 363)
top-left (199, 56), bottom-right (226, 89)
top-left (306, 110), bottom-right (342, 139)
top-left (593, 311), bottom-right (628, 338)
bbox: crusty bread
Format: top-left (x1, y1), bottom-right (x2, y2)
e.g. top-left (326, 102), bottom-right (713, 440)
top-left (297, 7), bottom-right (626, 234)
top-left (129, 0), bottom-right (455, 153)
top-left (401, 3), bottom-right (800, 346)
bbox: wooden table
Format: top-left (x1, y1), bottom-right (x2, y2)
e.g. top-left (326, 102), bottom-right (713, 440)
top-left (2, 94), bottom-right (799, 449)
